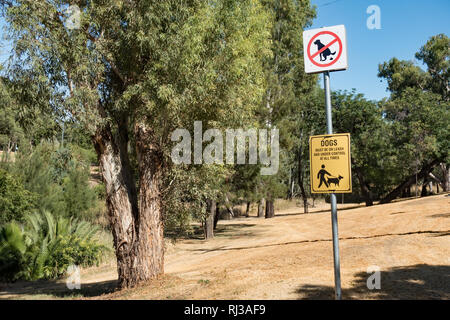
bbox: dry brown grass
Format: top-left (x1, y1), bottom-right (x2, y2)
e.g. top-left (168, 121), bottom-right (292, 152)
top-left (1, 193), bottom-right (449, 300)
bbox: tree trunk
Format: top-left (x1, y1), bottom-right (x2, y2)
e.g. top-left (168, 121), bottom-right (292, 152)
top-left (204, 199), bottom-right (216, 239)
top-left (134, 124), bottom-right (165, 286)
top-left (93, 124), bottom-right (165, 289)
top-left (265, 200), bottom-right (274, 219)
top-left (94, 126), bottom-right (137, 289)
top-left (287, 168), bottom-right (295, 199)
top-left (428, 172), bottom-right (444, 191)
top-left (440, 163), bottom-right (449, 192)
top-left (400, 188), bottom-right (408, 198)
top-left (224, 194), bottom-right (234, 217)
top-left (421, 180), bottom-right (428, 197)
top-left (297, 142), bottom-right (308, 213)
top-left (354, 166), bottom-right (373, 206)
top-left (257, 199), bottom-right (265, 218)
top-left (213, 204), bottom-right (220, 230)
top-left (298, 181), bottom-right (308, 214)
top-left (292, 180), bottom-right (295, 198)
top-left (380, 159), bottom-right (441, 204)
top-left (245, 201), bottom-right (251, 217)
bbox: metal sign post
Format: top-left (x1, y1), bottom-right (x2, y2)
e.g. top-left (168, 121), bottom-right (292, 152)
top-left (304, 24), bottom-right (348, 301)
top-left (324, 71), bottom-right (342, 300)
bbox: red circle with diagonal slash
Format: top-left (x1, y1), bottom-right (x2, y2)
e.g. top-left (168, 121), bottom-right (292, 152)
top-left (307, 31), bottom-right (343, 68)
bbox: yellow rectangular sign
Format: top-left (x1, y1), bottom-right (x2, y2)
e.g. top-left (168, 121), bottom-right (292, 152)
top-left (309, 133), bottom-right (352, 194)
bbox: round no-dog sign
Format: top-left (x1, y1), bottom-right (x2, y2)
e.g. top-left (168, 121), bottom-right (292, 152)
top-left (303, 25), bottom-right (348, 74)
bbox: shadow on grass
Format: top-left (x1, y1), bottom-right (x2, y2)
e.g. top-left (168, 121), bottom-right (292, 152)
top-left (296, 264), bottom-right (450, 300)
top-left (214, 223), bottom-right (259, 238)
top-left (167, 223), bottom-right (260, 241)
top-left (429, 213), bottom-right (450, 219)
top-left (274, 204), bottom-right (365, 217)
top-left (0, 278), bottom-right (117, 299)
top-left (430, 230), bottom-right (450, 237)
top-left (189, 229), bottom-right (449, 253)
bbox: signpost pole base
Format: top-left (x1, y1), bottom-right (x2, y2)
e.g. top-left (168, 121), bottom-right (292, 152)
top-left (330, 193), bottom-right (342, 300)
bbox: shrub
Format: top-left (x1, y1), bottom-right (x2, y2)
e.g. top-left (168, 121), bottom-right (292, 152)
top-left (0, 211), bottom-right (107, 281)
top-left (0, 169), bottom-right (37, 225)
top-left (8, 143), bottom-right (66, 215)
top-left (62, 168), bottom-right (97, 220)
top-left (0, 222), bottom-right (26, 281)
top-left (92, 183), bottom-right (106, 200)
top-left (7, 142), bottom-right (101, 220)
top-left (69, 144), bottom-right (98, 165)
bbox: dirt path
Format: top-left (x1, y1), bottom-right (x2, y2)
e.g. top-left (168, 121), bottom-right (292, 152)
top-left (1, 194), bottom-right (449, 300)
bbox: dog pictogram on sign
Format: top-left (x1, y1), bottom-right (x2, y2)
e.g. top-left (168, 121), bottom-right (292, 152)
top-left (303, 25), bottom-right (348, 74)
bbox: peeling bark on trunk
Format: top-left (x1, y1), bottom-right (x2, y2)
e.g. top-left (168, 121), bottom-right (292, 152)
top-left (94, 126), bottom-right (139, 289)
top-left (93, 123), bottom-right (165, 289)
top-left (134, 124), bottom-right (165, 286)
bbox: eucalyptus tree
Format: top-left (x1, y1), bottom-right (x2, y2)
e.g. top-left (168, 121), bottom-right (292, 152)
top-left (378, 34), bottom-right (449, 202)
top-left (0, 0), bottom-right (270, 288)
top-left (257, 0), bottom-right (316, 215)
top-left (332, 90), bottom-right (390, 206)
top-left (379, 88), bottom-right (449, 203)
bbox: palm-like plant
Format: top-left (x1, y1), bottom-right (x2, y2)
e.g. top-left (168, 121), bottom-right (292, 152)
top-left (0, 211), bottom-right (106, 281)
top-left (0, 222), bottom-right (26, 280)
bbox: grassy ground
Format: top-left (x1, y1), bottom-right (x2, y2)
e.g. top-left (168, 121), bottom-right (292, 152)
top-left (0, 193), bottom-right (449, 300)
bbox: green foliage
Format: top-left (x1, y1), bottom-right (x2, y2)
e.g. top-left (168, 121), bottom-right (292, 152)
top-left (0, 211), bottom-right (106, 282)
top-left (382, 88), bottom-right (449, 167)
top-left (50, 147), bottom-right (73, 183)
top-left (379, 34), bottom-right (449, 101)
top-left (375, 34), bottom-right (450, 200)
top-left (5, 142), bottom-right (100, 221)
top-left (0, 77), bottom-right (24, 152)
top-left (255, 0), bottom-right (317, 201)
top-left (332, 91), bottom-right (394, 198)
top-left (69, 143), bottom-right (98, 165)
top-left (163, 164), bottom-right (230, 238)
top-left (378, 58), bottom-right (430, 97)
top-left (0, 222), bottom-right (26, 280)
top-left (92, 183), bottom-right (106, 201)
top-left (61, 167), bottom-right (98, 221)
top-left (0, 169), bottom-right (37, 225)
top-left (415, 34), bottom-right (450, 100)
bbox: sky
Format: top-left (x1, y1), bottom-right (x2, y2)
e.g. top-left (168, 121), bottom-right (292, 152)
top-left (310, 0), bottom-right (450, 101)
top-left (0, 1), bottom-right (449, 102)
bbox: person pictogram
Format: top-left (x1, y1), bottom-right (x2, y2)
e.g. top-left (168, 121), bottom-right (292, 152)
top-left (317, 164), bottom-right (344, 189)
top-left (317, 164), bottom-right (332, 188)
